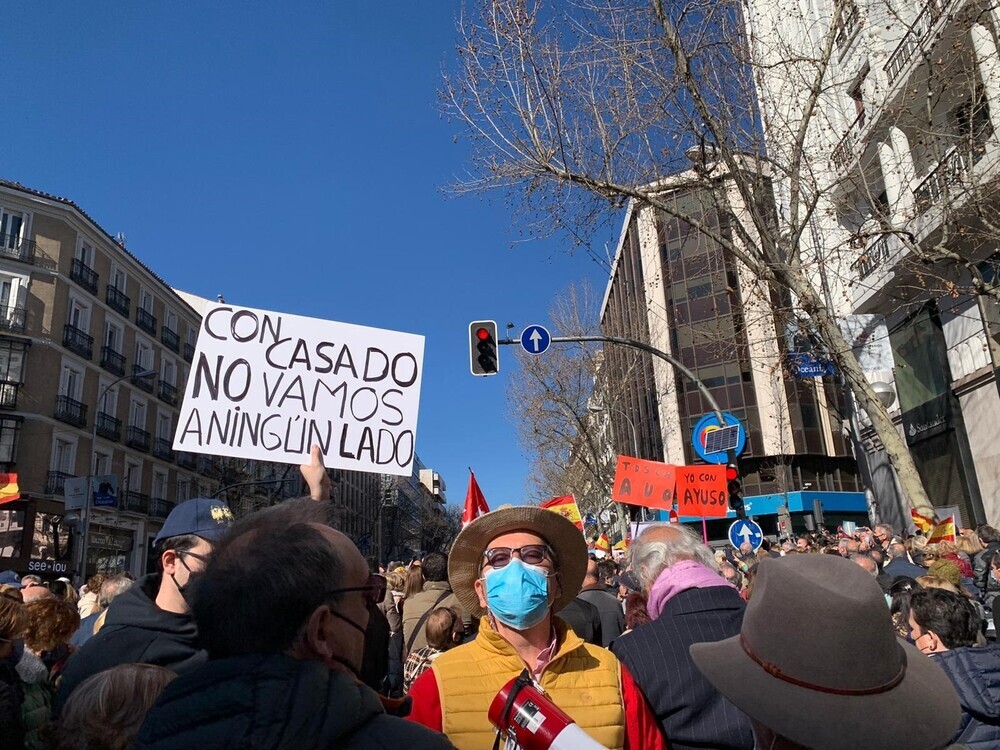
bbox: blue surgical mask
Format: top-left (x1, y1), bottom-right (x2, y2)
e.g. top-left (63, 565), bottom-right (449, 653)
top-left (484, 558), bottom-right (551, 630)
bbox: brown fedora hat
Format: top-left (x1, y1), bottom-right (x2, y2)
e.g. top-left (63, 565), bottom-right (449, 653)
top-left (690, 555), bottom-right (960, 750)
top-left (449, 506), bottom-right (588, 617)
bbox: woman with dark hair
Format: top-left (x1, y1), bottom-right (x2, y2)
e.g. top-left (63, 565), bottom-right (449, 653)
top-left (909, 587), bottom-right (1000, 748)
top-left (0, 587), bottom-right (28, 750)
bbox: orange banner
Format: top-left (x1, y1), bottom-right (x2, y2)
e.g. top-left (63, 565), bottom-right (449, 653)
top-left (611, 456), bottom-right (676, 510)
top-left (675, 465), bottom-right (729, 518)
top-left (540, 495), bottom-right (584, 531)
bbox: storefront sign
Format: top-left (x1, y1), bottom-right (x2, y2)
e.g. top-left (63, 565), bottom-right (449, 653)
top-left (902, 392), bottom-right (953, 445)
top-left (27, 559), bottom-right (70, 575)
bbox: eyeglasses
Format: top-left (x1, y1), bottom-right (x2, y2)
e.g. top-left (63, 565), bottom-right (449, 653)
top-left (483, 545), bottom-right (552, 568)
top-left (324, 575), bottom-right (384, 606)
top-left (179, 551), bottom-right (209, 565)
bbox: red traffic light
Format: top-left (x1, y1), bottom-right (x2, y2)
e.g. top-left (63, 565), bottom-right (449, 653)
top-left (476, 327), bottom-right (491, 341)
top-left (726, 465), bottom-right (739, 482)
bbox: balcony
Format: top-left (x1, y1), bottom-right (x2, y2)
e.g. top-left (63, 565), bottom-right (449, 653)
top-left (161, 326), bottom-right (179, 352)
top-left (54, 395), bottom-right (87, 428)
top-left (63, 324), bottom-right (94, 360)
top-left (831, 110), bottom-right (866, 171)
top-left (833, 0), bottom-right (861, 53)
top-left (177, 451), bottom-right (197, 469)
top-left (158, 380), bottom-right (177, 406)
top-left (0, 381), bottom-right (18, 409)
top-left (45, 470), bottom-right (75, 496)
top-left (126, 425), bottom-right (150, 452)
top-left (197, 455), bottom-right (217, 475)
top-left (106, 285), bottom-right (130, 316)
top-left (851, 235), bottom-right (892, 281)
top-left (132, 365), bottom-right (155, 393)
top-left (153, 437), bottom-right (175, 462)
top-left (914, 146), bottom-right (973, 212)
top-left (0, 234), bottom-right (36, 264)
top-left (885, 0), bottom-right (946, 85)
top-left (149, 498), bottom-right (176, 519)
top-left (0, 305), bottom-right (26, 333)
top-left (100, 346), bottom-right (126, 377)
top-left (95, 412), bottom-right (121, 441)
top-left (136, 307), bottom-right (157, 335)
top-left (121, 490), bottom-right (148, 515)
top-left (183, 342), bottom-right (195, 362)
top-left (70, 258), bottom-right (99, 294)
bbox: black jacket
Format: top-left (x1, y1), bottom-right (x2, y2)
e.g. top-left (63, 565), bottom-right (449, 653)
top-left (578, 584), bottom-right (626, 647)
top-left (934, 645), bottom-right (1000, 749)
top-left (135, 653), bottom-right (455, 750)
top-left (556, 597), bottom-right (603, 645)
top-left (612, 586), bottom-right (754, 750)
top-left (56, 574), bottom-right (206, 711)
top-left (0, 657), bottom-right (24, 750)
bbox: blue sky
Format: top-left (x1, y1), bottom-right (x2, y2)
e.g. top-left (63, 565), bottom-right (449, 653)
top-left (1, 2), bottom-right (615, 509)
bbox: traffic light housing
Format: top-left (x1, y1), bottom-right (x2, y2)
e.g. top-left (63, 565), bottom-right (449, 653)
top-left (726, 463), bottom-right (745, 518)
top-left (469, 320), bottom-right (499, 376)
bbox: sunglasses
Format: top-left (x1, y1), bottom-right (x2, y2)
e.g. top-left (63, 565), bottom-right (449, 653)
top-left (324, 574), bottom-right (384, 606)
top-left (483, 545), bottom-right (552, 568)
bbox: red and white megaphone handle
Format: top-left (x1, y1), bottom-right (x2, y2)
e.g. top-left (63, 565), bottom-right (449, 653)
top-left (487, 669), bottom-right (606, 750)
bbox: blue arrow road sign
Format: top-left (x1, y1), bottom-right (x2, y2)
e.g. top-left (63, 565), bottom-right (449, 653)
top-left (520, 325), bottom-right (551, 355)
top-left (728, 519), bottom-right (763, 551)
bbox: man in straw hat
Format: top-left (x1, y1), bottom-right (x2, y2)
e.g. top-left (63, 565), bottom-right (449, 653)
top-left (407, 506), bottom-right (666, 749)
top-left (690, 554), bottom-right (962, 750)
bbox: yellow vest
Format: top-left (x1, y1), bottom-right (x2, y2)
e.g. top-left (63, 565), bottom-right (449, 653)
top-left (431, 617), bottom-right (626, 750)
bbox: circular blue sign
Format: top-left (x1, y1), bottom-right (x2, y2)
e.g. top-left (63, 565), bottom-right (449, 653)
top-left (728, 519), bottom-right (763, 551)
top-left (691, 412), bottom-right (746, 464)
top-left (519, 325), bottom-right (551, 355)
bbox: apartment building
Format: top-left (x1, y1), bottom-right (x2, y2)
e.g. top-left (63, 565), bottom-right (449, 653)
top-left (744, 0), bottom-right (1000, 528)
top-left (600, 167), bottom-right (867, 539)
top-left (0, 179), bottom-right (216, 578)
top-left (380, 456), bottom-right (447, 562)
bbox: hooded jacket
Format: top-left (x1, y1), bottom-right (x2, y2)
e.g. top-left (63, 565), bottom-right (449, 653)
top-left (933, 645), bottom-right (1000, 749)
top-left (135, 652), bottom-right (454, 750)
top-left (55, 574), bottom-right (206, 712)
top-left (16, 650), bottom-right (51, 750)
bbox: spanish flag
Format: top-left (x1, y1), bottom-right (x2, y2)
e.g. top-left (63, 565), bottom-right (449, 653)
top-left (595, 533), bottom-right (611, 554)
top-left (539, 495), bottom-right (583, 531)
top-left (928, 516), bottom-right (957, 544)
top-left (613, 537), bottom-right (629, 551)
top-left (0, 473), bottom-right (19, 505)
top-left (910, 508), bottom-right (935, 534)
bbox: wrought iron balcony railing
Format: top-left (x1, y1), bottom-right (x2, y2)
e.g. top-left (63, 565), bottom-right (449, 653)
top-left (126, 425), bottom-right (150, 452)
top-left (106, 285), bottom-right (130, 316)
top-left (0, 381), bottom-right (18, 409)
top-left (136, 307), bottom-right (157, 335)
top-left (0, 305), bottom-right (26, 333)
top-left (149, 498), bottom-right (176, 519)
top-left (153, 437), bottom-right (175, 461)
top-left (55, 395), bottom-right (88, 427)
top-left (46, 470), bottom-right (75, 495)
top-left (183, 342), bottom-right (195, 362)
top-left (0, 233), bottom-right (36, 264)
top-left (70, 258), bottom-right (99, 294)
top-left (95, 412), bottom-right (121, 441)
top-left (158, 380), bottom-right (177, 406)
top-left (100, 346), bottom-right (126, 377)
top-left (63, 324), bottom-right (94, 360)
top-left (132, 365), bottom-right (155, 393)
top-left (885, 0), bottom-right (945, 85)
top-left (161, 326), bottom-right (179, 352)
top-left (851, 235), bottom-right (892, 281)
top-left (122, 490), bottom-right (149, 515)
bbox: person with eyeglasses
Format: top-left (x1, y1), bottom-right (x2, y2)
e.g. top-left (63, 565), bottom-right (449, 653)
top-left (54, 497), bottom-right (234, 713)
top-left (407, 506), bottom-right (667, 749)
top-left (135, 497), bottom-right (455, 750)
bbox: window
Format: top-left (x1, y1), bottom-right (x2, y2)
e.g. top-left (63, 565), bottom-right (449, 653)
top-left (135, 338), bottom-right (153, 370)
top-left (105, 320), bottom-right (123, 352)
top-left (165, 308), bottom-right (178, 333)
top-left (157, 411), bottom-right (172, 440)
top-left (139, 287), bottom-right (153, 314)
top-left (161, 355), bottom-right (176, 386)
top-left (75, 239), bottom-right (95, 267)
top-left (152, 470), bottom-right (168, 501)
top-left (0, 208), bottom-right (26, 248)
top-left (124, 459), bottom-right (141, 491)
top-left (129, 398), bottom-right (147, 429)
top-left (51, 437), bottom-right (76, 473)
top-left (67, 296), bottom-right (91, 331)
top-left (93, 450), bottom-right (112, 476)
top-left (111, 263), bottom-right (127, 292)
top-left (176, 475), bottom-right (191, 503)
top-left (97, 379), bottom-right (119, 418)
top-left (0, 418), bottom-right (20, 464)
top-left (0, 340), bottom-right (27, 384)
top-left (60, 364), bottom-right (84, 400)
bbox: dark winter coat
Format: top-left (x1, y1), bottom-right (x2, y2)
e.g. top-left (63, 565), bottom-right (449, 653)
top-left (0, 657), bottom-right (25, 750)
top-left (55, 574), bottom-right (206, 712)
top-left (578, 584), bottom-right (626, 647)
top-left (556, 596), bottom-right (603, 646)
top-left (134, 653), bottom-right (455, 750)
top-left (934, 644), bottom-right (1000, 749)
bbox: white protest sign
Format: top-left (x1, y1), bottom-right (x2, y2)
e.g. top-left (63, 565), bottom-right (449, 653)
top-left (173, 303), bottom-right (424, 476)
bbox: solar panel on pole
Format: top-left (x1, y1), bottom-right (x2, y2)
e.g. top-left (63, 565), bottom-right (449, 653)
top-left (704, 425), bottom-right (740, 454)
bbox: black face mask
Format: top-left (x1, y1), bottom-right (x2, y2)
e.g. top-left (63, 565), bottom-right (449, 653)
top-left (170, 553), bottom-right (202, 604)
top-left (328, 609), bottom-right (367, 676)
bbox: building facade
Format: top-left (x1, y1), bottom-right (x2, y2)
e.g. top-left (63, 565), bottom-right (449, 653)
top-left (379, 455), bottom-right (448, 563)
top-left (744, 0), bottom-right (1000, 528)
top-left (600, 168), bottom-right (866, 538)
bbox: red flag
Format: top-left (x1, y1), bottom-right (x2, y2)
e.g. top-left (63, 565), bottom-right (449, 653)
top-left (461, 471), bottom-right (490, 528)
top-left (910, 508), bottom-right (935, 534)
top-left (0, 473), bottom-right (19, 505)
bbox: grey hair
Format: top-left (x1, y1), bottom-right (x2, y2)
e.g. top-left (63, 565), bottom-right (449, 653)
top-left (98, 574), bottom-right (133, 609)
top-left (631, 523), bottom-right (718, 592)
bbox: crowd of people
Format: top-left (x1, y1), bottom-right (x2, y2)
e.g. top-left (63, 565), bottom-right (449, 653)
top-left (1, 453), bottom-right (998, 749)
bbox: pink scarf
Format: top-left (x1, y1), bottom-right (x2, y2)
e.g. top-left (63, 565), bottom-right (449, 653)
top-left (647, 560), bottom-right (736, 620)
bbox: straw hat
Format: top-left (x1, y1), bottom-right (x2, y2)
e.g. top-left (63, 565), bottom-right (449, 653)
top-left (690, 554), bottom-right (960, 750)
top-left (448, 506), bottom-right (588, 617)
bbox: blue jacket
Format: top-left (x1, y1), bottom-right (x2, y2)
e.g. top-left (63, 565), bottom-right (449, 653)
top-left (612, 585), bottom-right (754, 750)
top-left (934, 645), bottom-right (1000, 749)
